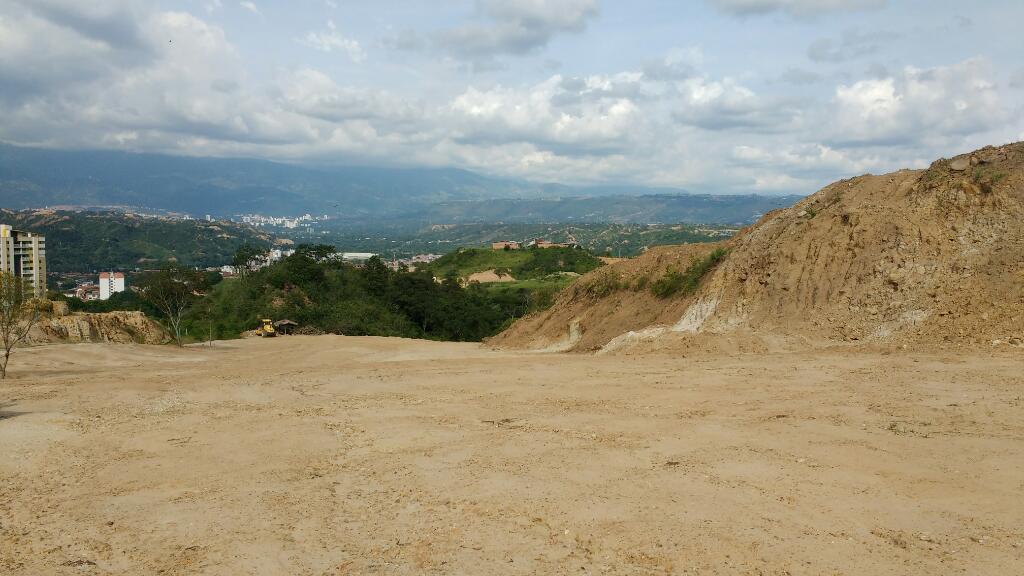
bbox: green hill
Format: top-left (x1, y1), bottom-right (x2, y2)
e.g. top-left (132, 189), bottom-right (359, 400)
top-left (182, 249), bottom-right (515, 342)
top-left (1, 209), bottom-right (274, 272)
top-left (427, 246), bottom-right (603, 280)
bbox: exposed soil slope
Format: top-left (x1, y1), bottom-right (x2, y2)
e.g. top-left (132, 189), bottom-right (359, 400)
top-left (26, 302), bottom-right (167, 345)
top-left (494, 142), bottom-right (1024, 352)
top-left (491, 243), bottom-right (727, 351)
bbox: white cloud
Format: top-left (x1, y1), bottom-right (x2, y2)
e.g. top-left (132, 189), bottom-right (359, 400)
top-left (672, 77), bottom-right (800, 131)
top-left (278, 69), bottom-right (421, 130)
top-left (807, 29), bottom-right (899, 63)
top-left (298, 20), bottom-right (365, 63)
top-left (708, 0), bottom-right (887, 17)
top-left (238, 1), bottom-right (261, 17)
top-left (831, 58), bottom-right (1006, 147)
top-left (436, 0), bottom-right (599, 63)
top-left (0, 2), bottom-right (1021, 197)
top-left (447, 75), bottom-right (641, 152)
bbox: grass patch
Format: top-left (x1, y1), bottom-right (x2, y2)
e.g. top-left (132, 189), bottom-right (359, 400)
top-left (428, 246), bottom-right (602, 280)
top-left (650, 248), bottom-right (728, 299)
top-left (579, 269), bottom-right (623, 298)
top-left (971, 167), bottom-right (1010, 193)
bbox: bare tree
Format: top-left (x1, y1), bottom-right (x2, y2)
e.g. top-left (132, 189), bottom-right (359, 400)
top-left (138, 266), bottom-right (206, 347)
top-left (0, 273), bottom-right (41, 379)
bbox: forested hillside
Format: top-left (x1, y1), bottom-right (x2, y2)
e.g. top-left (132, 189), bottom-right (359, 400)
top-left (183, 247), bottom-right (526, 341)
top-left (2, 209), bottom-right (273, 271)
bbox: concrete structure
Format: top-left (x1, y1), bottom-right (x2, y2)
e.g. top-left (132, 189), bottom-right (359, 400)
top-left (75, 284), bottom-right (100, 301)
top-left (492, 241), bottom-right (521, 250)
top-left (99, 272), bottom-right (126, 300)
top-left (341, 252), bottom-right (377, 263)
top-left (0, 224), bottom-right (47, 298)
top-left (527, 238), bottom-right (571, 249)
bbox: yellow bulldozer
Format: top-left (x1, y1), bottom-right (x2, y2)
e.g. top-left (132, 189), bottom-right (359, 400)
top-left (255, 318), bottom-right (276, 338)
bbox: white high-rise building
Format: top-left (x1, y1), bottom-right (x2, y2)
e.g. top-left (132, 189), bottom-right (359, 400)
top-left (99, 272), bottom-right (125, 300)
top-left (0, 224), bottom-right (47, 298)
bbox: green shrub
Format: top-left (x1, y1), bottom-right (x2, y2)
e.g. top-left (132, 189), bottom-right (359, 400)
top-left (650, 248), bottom-right (727, 299)
top-left (580, 270), bottom-right (622, 297)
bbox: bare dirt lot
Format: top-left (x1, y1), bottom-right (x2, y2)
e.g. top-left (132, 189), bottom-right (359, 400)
top-left (1, 336), bottom-right (1021, 574)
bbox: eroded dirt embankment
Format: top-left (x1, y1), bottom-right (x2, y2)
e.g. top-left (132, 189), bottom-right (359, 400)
top-left (494, 142), bottom-right (1024, 353)
top-left (27, 301), bottom-right (167, 345)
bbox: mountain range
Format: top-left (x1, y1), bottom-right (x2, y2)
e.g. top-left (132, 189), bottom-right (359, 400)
top-left (0, 144), bottom-right (802, 225)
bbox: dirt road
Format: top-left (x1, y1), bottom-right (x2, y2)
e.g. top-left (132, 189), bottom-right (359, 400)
top-left (1, 336), bottom-right (1021, 574)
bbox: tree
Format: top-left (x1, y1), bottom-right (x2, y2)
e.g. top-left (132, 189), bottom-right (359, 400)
top-left (0, 273), bottom-right (41, 379)
top-left (138, 266), bottom-right (206, 346)
top-left (362, 255), bottom-right (390, 296)
top-left (294, 244), bottom-right (337, 262)
top-left (231, 244), bottom-right (266, 276)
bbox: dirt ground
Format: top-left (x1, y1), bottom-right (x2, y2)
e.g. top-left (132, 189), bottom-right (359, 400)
top-left (1, 336), bottom-right (1021, 575)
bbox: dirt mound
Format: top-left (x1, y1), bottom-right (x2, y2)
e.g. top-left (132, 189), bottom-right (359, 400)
top-left (490, 243), bottom-right (727, 352)
top-left (494, 142), bottom-right (1024, 352)
top-left (28, 309), bottom-right (168, 345)
top-left (466, 269), bottom-right (517, 284)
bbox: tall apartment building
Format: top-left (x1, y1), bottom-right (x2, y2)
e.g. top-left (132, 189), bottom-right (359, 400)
top-left (0, 224), bottom-right (47, 298)
top-left (99, 272), bottom-right (125, 300)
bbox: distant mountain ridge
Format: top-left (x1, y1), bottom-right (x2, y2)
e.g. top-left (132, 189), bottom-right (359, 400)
top-left (405, 194), bottom-right (799, 226)
top-left (0, 143), bottom-right (802, 224)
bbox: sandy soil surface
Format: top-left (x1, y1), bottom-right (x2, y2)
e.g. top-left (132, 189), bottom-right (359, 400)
top-left (1, 336), bottom-right (1021, 575)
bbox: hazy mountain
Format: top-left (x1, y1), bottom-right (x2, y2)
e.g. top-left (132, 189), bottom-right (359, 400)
top-left (0, 144), bottom-right (538, 216)
top-left (404, 195), bottom-right (800, 226)
top-left (0, 144), bottom-right (801, 223)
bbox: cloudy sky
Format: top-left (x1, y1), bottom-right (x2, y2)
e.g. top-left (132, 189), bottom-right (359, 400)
top-left (1, 0), bottom-right (1022, 194)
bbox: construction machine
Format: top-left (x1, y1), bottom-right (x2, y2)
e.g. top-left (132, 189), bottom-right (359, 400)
top-left (255, 318), bottom-right (277, 337)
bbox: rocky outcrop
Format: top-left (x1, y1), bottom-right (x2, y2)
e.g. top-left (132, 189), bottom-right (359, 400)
top-left (28, 311), bottom-right (167, 345)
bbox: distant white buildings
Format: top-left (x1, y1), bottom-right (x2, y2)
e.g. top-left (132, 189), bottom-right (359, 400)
top-left (385, 253), bottom-right (442, 271)
top-left (268, 248), bottom-right (295, 263)
top-left (99, 272), bottom-right (125, 300)
top-left (341, 252), bottom-right (376, 263)
top-left (237, 213), bottom-right (328, 229)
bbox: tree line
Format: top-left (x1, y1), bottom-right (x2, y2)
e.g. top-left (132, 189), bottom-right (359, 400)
top-left (175, 244), bottom-right (523, 343)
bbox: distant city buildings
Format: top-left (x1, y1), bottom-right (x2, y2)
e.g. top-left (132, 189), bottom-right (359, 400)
top-left (492, 238), bottom-right (575, 250)
top-left (0, 224), bottom-right (47, 298)
top-left (99, 272), bottom-right (125, 300)
top-left (528, 238), bottom-right (574, 249)
top-left (237, 213), bottom-right (330, 230)
top-left (74, 284), bottom-right (101, 301)
top-left (341, 252), bottom-right (376, 263)
top-left (268, 248), bottom-right (296, 263)
top-left (385, 253), bottom-right (442, 271)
